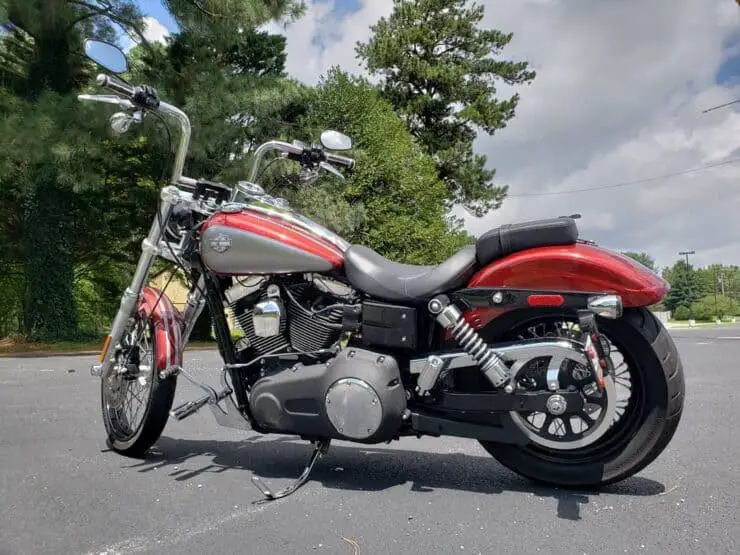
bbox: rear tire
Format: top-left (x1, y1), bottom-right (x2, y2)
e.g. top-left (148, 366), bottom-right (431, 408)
top-left (478, 307), bottom-right (685, 487)
top-left (101, 315), bottom-right (178, 457)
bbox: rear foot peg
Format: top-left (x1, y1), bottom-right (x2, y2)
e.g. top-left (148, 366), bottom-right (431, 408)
top-left (251, 439), bottom-right (331, 501)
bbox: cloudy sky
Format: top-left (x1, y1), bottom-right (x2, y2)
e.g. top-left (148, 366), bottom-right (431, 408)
top-left (135, 0), bottom-right (740, 270)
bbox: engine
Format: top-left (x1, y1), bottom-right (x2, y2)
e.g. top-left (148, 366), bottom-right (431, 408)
top-left (225, 276), bottom-right (408, 443)
top-left (248, 347), bottom-right (407, 443)
top-left (228, 276), bottom-right (350, 360)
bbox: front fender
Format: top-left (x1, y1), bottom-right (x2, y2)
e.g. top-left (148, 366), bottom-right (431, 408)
top-left (137, 287), bottom-right (183, 371)
top-left (463, 243), bottom-right (669, 329)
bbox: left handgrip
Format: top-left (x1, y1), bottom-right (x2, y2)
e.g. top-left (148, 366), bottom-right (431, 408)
top-left (97, 73), bottom-right (135, 98)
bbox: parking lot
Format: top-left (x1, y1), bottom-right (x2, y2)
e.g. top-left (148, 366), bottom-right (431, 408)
top-left (1, 326), bottom-right (738, 555)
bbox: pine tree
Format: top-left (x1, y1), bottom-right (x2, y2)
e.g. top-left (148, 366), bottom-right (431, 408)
top-left (356, 0), bottom-right (535, 217)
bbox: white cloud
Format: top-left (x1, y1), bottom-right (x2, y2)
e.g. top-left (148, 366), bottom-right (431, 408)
top-left (275, 0), bottom-right (740, 270)
top-left (141, 16), bottom-right (170, 45)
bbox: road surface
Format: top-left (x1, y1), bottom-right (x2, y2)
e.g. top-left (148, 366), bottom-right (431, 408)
top-left (1, 327), bottom-right (738, 554)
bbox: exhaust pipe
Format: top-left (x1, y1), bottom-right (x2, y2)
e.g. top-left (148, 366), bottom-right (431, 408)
top-left (587, 294), bottom-right (622, 319)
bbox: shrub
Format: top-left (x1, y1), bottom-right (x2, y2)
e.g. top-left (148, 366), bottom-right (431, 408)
top-left (672, 305), bottom-right (690, 320)
top-left (689, 295), bottom-right (739, 321)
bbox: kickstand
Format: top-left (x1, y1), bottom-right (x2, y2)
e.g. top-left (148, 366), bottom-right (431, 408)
top-left (251, 439), bottom-right (331, 501)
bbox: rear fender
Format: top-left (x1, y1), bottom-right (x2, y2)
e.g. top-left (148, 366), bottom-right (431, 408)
top-left (459, 243), bottom-right (669, 330)
top-left (137, 287), bottom-right (183, 371)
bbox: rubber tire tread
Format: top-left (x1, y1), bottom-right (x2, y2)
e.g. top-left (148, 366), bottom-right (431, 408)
top-left (479, 307), bottom-right (685, 488)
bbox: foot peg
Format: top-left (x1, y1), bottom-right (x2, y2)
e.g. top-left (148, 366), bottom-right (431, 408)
top-left (169, 367), bottom-right (232, 421)
top-left (170, 394), bottom-right (211, 420)
top-left (251, 439), bottom-right (331, 501)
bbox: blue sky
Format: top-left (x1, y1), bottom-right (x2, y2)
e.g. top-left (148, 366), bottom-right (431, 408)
top-left (135, 0), bottom-right (178, 32)
top-left (134, 0), bottom-right (362, 33)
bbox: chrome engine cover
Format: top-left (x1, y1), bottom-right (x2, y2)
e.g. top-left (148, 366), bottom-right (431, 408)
top-left (325, 378), bottom-right (383, 439)
top-left (252, 285), bottom-right (282, 337)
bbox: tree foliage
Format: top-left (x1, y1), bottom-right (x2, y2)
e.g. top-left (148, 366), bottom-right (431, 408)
top-left (356, 0), bottom-right (535, 216)
top-left (293, 69), bottom-right (472, 264)
top-left (663, 260), bottom-right (701, 314)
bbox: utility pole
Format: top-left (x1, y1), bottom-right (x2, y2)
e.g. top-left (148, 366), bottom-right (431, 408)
top-left (679, 250), bottom-right (695, 267)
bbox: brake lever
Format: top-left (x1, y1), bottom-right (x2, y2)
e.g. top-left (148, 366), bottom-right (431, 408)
top-left (319, 161), bottom-right (344, 180)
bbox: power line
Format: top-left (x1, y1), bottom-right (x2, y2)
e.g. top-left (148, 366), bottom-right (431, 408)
top-left (508, 156), bottom-right (740, 198)
top-left (702, 98), bottom-right (740, 114)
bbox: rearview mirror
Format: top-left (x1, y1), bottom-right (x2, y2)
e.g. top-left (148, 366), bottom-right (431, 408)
top-left (320, 130), bottom-right (352, 151)
top-left (83, 39), bottom-right (128, 74)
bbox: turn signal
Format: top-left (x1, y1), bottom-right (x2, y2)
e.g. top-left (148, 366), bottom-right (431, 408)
top-left (99, 335), bottom-right (111, 363)
top-left (587, 295), bottom-right (623, 319)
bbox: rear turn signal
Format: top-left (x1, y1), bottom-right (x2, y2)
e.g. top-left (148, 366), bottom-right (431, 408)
top-left (587, 295), bottom-right (623, 319)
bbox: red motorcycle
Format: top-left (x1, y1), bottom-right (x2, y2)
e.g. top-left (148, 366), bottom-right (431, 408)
top-left (81, 40), bottom-right (684, 500)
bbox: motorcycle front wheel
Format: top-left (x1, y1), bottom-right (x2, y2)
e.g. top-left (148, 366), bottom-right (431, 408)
top-left (100, 313), bottom-right (178, 457)
top-left (478, 306), bottom-right (685, 488)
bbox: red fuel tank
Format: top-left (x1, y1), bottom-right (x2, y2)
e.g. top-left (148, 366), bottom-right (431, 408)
top-left (200, 209), bottom-right (345, 275)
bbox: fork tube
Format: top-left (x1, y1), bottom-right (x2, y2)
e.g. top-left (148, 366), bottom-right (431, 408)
top-left (180, 274), bottom-right (207, 347)
top-left (92, 187), bottom-right (180, 378)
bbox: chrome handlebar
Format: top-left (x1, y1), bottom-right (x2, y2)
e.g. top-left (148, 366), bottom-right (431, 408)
top-left (79, 73), bottom-right (352, 197)
top-left (79, 73), bottom-right (193, 188)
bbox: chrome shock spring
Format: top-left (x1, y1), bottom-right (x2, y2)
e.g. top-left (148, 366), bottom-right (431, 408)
top-left (428, 296), bottom-right (510, 389)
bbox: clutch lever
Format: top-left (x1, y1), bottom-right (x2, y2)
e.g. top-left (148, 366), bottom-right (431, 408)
top-left (319, 161), bottom-right (344, 180)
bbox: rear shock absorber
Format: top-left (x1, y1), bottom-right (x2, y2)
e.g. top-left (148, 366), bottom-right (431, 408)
top-left (428, 295), bottom-right (511, 390)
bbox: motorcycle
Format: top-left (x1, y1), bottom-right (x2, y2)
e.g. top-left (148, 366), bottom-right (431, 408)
top-left (80, 39), bottom-right (685, 500)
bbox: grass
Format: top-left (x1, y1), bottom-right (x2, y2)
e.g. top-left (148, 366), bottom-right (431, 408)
top-left (0, 336), bottom-right (218, 357)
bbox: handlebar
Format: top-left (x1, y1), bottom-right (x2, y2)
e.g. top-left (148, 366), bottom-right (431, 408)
top-left (86, 73), bottom-right (353, 194)
top-left (92, 73), bottom-right (191, 187)
top-left (325, 152), bottom-right (354, 169)
top-left (96, 74), bottom-right (135, 97)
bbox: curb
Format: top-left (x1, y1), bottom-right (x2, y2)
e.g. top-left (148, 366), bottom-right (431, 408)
top-left (0, 344), bottom-right (219, 359)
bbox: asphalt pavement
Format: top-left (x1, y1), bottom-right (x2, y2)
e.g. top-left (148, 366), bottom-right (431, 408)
top-left (1, 326), bottom-right (739, 555)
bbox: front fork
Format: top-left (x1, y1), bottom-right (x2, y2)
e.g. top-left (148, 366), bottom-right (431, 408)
top-left (91, 186), bottom-right (205, 378)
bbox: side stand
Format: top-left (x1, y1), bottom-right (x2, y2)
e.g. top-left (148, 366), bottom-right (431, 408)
top-left (251, 439), bottom-right (331, 501)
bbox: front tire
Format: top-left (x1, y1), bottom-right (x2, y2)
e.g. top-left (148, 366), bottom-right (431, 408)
top-left (101, 314), bottom-right (178, 457)
top-left (479, 307), bottom-right (685, 487)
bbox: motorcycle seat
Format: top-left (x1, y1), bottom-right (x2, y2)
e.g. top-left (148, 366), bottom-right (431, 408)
top-left (344, 245), bottom-right (478, 303)
top-left (475, 217), bottom-right (579, 266)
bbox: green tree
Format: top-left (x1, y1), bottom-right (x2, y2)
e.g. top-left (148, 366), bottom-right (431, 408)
top-left (663, 260), bottom-right (701, 314)
top-left (131, 26), bottom-right (313, 186)
top-left (356, 0), bottom-right (535, 216)
top-left (622, 251), bottom-right (656, 272)
top-left (292, 68), bottom-right (472, 264)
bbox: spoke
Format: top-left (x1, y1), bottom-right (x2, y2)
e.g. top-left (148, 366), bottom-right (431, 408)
top-left (579, 410), bottom-right (595, 425)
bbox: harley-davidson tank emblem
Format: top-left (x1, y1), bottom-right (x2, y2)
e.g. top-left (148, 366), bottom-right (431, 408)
top-left (209, 233), bottom-right (232, 253)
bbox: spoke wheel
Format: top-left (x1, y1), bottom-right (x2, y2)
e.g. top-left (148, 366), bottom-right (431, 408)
top-left (476, 307), bottom-right (685, 487)
top-left (101, 314), bottom-right (178, 457)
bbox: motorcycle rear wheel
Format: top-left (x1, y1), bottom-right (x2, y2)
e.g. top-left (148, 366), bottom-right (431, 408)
top-left (478, 307), bottom-right (684, 488)
top-left (100, 314), bottom-right (178, 457)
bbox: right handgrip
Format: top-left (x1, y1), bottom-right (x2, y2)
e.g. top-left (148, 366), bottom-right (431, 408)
top-left (96, 73), bottom-right (135, 98)
top-left (325, 152), bottom-right (355, 170)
